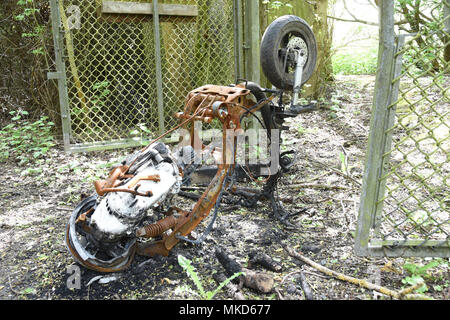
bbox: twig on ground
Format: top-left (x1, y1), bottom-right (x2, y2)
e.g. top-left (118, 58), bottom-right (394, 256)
top-left (281, 271), bottom-right (302, 285)
top-left (302, 270), bottom-right (330, 280)
top-left (310, 159), bottom-right (362, 187)
top-left (274, 287), bottom-right (284, 300)
top-left (280, 271), bottom-right (314, 300)
top-left (297, 270), bottom-right (314, 300)
top-left (282, 244), bottom-right (431, 300)
top-left (289, 183), bottom-right (350, 191)
top-left (301, 197), bottom-right (333, 204)
top-left (293, 172), bottom-right (329, 184)
top-left (248, 251), bottom-right (282, 272)
top-left (397, 282), bottom-right (427, 299)
top-left (8, 276), bottom-right (20, 295)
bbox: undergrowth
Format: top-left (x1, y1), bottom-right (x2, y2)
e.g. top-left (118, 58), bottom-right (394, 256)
top-left (0, 110), bottom-right (55, 165)
top-left (332, 47), bottom-right (378, 75)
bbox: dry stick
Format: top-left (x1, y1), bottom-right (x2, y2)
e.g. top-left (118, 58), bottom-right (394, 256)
top-left (283, 245), bottom-right (430, 300)
top-left (293, 172), bottom-right (329, 184)
top-left (280, 271), bottom-right (314, 300)
top-left (302, 197), bottom-right (333, 204)
top-left (397, 282), bottom-right (427, 299)
top-left (8, 276), bottom-right (20, 295)
top-left (297, 270), bottom-right (314, 300)
top-left (289, 183), bottom-right (350, 191)
top-left (302, 270), bottom-right (330, 280)
top-left (310, 159), bottom-right (362, 187)
top-left (274, 288), bottom-right (284, 300)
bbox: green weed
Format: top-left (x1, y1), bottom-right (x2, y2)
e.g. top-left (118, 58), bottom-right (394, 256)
top-left (178, 254), bottom-right (243, 300)
top-left (0, 110), bottom-right (55, 165)
top-left (332, 47), bottom-right (378, 75)
top-left (402, 258), bottom-right (448, 294)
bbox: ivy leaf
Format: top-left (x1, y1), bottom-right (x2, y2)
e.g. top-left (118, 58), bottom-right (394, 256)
top-left (21, 287), bottom-right (37, 295)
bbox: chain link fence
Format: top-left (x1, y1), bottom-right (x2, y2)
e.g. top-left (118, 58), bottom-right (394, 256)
top-left (356, 0), bottom-right (449, 257)
top-left (51, 0), bottom-right (237, 152)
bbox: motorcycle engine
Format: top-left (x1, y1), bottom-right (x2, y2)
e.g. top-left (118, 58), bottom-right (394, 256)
top-left (66, 142), bottom-right (197, 271)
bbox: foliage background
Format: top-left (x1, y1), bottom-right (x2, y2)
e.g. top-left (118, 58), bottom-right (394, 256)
top-left (0, 0), bottom-right (59, 127)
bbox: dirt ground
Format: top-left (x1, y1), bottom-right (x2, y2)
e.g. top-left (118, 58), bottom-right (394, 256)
top-left (0, 75), bottom-right (448, 301)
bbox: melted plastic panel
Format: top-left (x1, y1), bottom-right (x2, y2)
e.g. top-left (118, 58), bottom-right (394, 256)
top-left (91, 162), bottom-right (180, 236)
top-left (67, 142), bottom-right (186, 270)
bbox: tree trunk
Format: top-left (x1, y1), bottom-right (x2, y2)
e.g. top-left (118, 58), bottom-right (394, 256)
top-left (260, 0), bottom-right (333, 98)
top-left (309, 0), bottom-right (333, 99)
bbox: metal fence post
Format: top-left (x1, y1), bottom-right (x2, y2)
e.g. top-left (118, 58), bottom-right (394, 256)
top-left (355, 0), bottom-right (396, 256)
top-left (244, 0), bottom-right (260, 83)
top-left (233, 0), bottom-right (244, 82)
top-left (153, 0), bottom-right (165, 135)
top-left (49, 0), bottom-right (72, 151)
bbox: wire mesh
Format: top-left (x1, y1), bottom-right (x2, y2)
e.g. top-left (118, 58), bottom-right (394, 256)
top-left (57, 0), bottom-right (237, 149)
top-left (373, 1), bottom-right (449, 254)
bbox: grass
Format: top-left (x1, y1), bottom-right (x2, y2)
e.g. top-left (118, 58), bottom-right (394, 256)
top-left (332, 47), bottom-right (378, 75)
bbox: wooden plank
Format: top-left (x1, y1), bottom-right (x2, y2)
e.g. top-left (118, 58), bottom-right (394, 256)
top-left (371, 239), bottom-right (450, 247)
top-left (50, 0), bottom-right (71, 150)
top-left (102, 1), bottom-right (198, 17)
top-left (244, 0), bottom-right (260, 83)
top-left (153, 0), bottom-right (165, 135)
top-left (367, 239), bottom-right (450, 258)
top-left (67, 136), bottom-right (178, 153)
top-left (355, 0), bottom-right (396, 257)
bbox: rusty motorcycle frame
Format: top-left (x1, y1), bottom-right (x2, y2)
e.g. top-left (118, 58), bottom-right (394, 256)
top-left (65, 15), bottom-right (318, 272)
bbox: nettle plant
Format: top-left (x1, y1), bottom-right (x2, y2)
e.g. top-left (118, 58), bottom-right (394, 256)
top-left (0, 110), bottom-right (55, 165)
top-left (402, 258), bottom-right (449, 294)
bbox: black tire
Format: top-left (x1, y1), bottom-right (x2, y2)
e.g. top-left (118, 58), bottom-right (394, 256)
top-left (260, 15), bottom-right (317, 90)
top-left (65, 195), bottom-right (136, 272)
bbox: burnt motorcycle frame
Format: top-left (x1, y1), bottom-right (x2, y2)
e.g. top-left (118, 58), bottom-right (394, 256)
top-left (65, 15), bottom-right (318, 272)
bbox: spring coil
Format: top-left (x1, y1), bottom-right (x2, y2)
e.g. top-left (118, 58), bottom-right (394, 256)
top-left (136, 215), bottom-right (177, 238)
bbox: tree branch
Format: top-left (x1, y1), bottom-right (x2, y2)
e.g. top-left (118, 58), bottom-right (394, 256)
top-left (327, 15), bottom-right (379, 26)
top-left (283, 245), bottom-right (432, 300)
top-left (343, 0), bottom-right (377, 24)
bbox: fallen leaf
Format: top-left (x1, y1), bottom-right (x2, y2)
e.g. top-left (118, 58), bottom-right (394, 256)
top-left (380, 261), bottom-right (402, 274)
